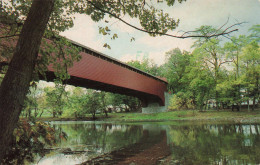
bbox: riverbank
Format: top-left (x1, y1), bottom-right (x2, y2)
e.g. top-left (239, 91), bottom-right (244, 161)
top-left (36, 109), bottom-right (260, 123)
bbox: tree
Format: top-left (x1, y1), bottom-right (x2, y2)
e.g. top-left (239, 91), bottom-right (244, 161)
top-left (249, 24), bottom-right (260, 42)
top-left (166, 49), bottom-right (215, 110)
top-left (220, 35), bottom-right (250, 110)
top-left (64, 87), bottom-right (87, 118)
top-left (44, 83), bottom-right (67, 118)
top-left (163, 48), bottom-right (191, 93)
top-left (99, 91), bottom-right (109, 117)
top-left (23, 83), bottom-right (40, 119)
top-left (240, 41), bottom-right (260, 111)
top-left (0, 0), bottom-right (243, 160)
top-left (127, 58), bottom-right (161, 76)
top-left (224, 35), bottom-right (249, 80)
top-left (107, 93), bottom-right (141, 112)
top-left (84, 91), bottom-right (102, 120)
top-left (0, 0), bottom-right (55, 161)
top-left (187, 60), bottom-right (215, 110)
top-left (192, 26), bottom-right (228, 110)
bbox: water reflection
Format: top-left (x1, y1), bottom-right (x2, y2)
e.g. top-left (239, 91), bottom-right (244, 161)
top-left (33, 122), bottom-right (260, 165)
top-left (37, 121), bottom-right (143, 165)
top-left (167, 124), bottom-right (260, 165)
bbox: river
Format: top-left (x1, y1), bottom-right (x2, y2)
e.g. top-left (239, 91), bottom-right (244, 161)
top-left (30, 121), bottom-right (260, 165)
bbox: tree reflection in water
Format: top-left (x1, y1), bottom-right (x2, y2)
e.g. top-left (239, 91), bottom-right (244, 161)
top-left (34, 122), bottom-right (260, 165)
top-left (167, 123), bottom-right (260, 165)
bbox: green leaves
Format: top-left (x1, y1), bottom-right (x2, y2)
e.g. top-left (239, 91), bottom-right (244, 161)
top-left (98, 26), bottom-right (110, 35)
top-left (98, 26), bottom-right (118, 49)
top-left (103, 43), bottom-right (111, 49)
top-left (4, 121), bottom-right (57, 164)
top-left (38, 36), bottom-right (82, 83)
top-left (44, 81), bottom-right (68, 118)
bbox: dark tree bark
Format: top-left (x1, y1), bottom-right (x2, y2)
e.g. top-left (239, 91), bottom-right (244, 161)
top-left (0, 0), bottom-right (54, 161)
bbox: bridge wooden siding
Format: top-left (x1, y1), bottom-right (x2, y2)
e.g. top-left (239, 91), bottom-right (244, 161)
top-left (0, 34), bottom-right (168, 106)
top-left (46, 40), bottom-right (168, 106)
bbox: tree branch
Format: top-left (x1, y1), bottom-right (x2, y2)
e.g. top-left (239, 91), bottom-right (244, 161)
top-left (205, 58), bottom-right (215, 66)
top-left (87, 0), bottom-right (242, 39)
top-left (219, 60), bottom-right (232, 66)
top-left (0, 34), bottom-right (19, 39)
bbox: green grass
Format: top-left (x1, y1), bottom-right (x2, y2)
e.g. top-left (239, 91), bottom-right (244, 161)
top-left (101, 110), bottom-right (260, 122)
top-left (33, 109), bottom-right (260, 123)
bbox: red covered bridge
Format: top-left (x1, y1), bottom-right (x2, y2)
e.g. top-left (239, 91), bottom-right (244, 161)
top-left (0, 36), bottom-right (168, 107)
top-left (46, 40), bottom-right (168, 107)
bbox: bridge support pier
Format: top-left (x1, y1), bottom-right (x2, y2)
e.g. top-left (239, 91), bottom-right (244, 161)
top-left (142, 92), bottom-right (171, 113)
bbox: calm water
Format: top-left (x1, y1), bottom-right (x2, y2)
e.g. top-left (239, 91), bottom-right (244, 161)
top-left (31, 121), bottom-right (260, 165)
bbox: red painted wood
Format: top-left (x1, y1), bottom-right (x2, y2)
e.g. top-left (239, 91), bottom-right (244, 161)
top-left (48, 51), bottom-right (167, 105)
top-left (0, 28), bottom-right (167, 105)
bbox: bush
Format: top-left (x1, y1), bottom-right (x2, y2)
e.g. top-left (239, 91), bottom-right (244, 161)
top-left (169, 92), bottom-right (195, 110)
top-left (2, 120), bottom-right (66, 164)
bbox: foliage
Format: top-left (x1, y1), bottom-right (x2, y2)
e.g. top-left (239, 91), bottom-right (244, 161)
top-left (22, 82), bottom-right (48, 119)
top-left (44, 82), bottom-right (68, 118)
top-left (106, 93), bottom-right (141, 112)
top-left (164, 25), bottom-right (260, 111)
top-left (168, 123), bottom-right (260, 164)
top-left (169, 92), bottom-right (195, 110)
top-left (163, 48), bottom-right (191, 93)
top-left (84, 91), bottom-right (103, 120)
top-left (2, 120), bottom-right (58, 165)
top-left (249, 24), bottom-right (260, 42)
top-left (127, 58), bottom-right (161, 76)
top-left (63, 87), bottom-right (87, 118)
top-left (1, 0), bottom-right (82, 82)
top-left (191, 26), bottom-right (226, 109)
top-left (240, 41), bottom-right (260, 110)
top-left (13, 24), bottom-right (260, 117)
top-left (0, 0), bottom-right (252, 162)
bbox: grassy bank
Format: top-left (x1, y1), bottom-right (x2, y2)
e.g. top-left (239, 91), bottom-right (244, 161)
top-left (36, 109), bottom-right (260, 123)
top-left (105, 110), bottom-right (260, 122)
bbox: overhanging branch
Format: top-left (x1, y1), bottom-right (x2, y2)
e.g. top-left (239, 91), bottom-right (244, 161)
top-left (87, 0), bottom-right (243, 39)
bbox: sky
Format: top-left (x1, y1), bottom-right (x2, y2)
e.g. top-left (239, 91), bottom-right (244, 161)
top-left (61, 0), bottom-right (260, 66)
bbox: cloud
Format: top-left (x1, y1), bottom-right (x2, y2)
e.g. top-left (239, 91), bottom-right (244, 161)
top-left (120, 53), bottom-right (137, 63)
top-left (61, 0), bottom-right (259, 65)
top-left (137, 35), bottom-right (194, 52)
top-left (108, 17), bottom-right (139, 34)
top-left (61, 14), bottom-right (105, 52)
top-left (120, 50), bottom-right (167, 66)
top-left (147, 51), bottom-right (167, 65)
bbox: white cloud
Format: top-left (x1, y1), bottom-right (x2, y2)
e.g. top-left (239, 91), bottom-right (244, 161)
top-left (120, 53), bottom-right (137, 63)
top-left (61, 14), bottom-right (105, 52)
top-left (137, 35), bottom-right (194, 52)
top-left (120, 50), bottom-right (167, 66)
top-left (147, 51), bottom-right (167, 65)
top-left (108, 17), bottom-right (138, 34)
top-left (61, 0), bottom-right (259, 65)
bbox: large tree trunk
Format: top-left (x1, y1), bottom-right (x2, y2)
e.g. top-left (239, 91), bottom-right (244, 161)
top-left (0, 0), bottom-right (54, 161)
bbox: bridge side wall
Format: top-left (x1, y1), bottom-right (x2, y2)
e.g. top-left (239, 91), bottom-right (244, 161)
top-left (48, 52), bottom-right (167, 105)
top-left (0, 34), bottom-right (167, 107)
